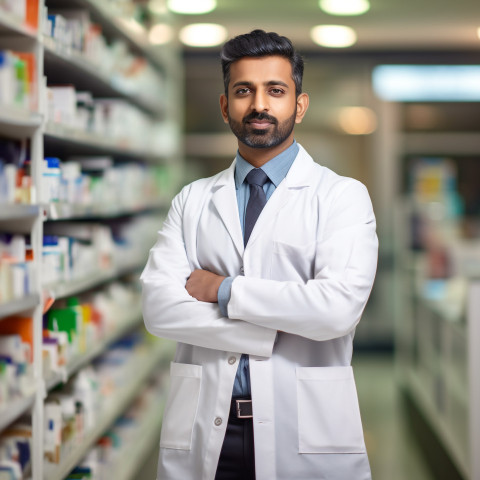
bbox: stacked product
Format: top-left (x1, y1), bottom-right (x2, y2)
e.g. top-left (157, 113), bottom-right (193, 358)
top-left (0, 50), bottom-right (37, 111)
top-left (42, 281), bottom-right (142, 379)
top-left (0, 234), bottom-right (35, 303)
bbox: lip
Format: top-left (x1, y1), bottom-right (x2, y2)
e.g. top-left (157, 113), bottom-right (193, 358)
top-left (248, 120), bottom-right (272, 129)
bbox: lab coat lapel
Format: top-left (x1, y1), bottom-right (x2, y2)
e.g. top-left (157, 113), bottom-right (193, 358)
top-left (246, 146), bottom-right (314, 249)
top-left (211, 160), bottom-right (244, 257)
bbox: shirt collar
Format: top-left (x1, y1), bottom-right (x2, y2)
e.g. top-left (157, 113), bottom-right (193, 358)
top-left (234, 140), bottom-right (299, 189)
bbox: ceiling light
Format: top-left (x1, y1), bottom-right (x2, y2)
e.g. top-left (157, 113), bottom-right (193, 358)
top-left (338, 107), bottom-right (377, 135)
top-left (167, 0), bottom-right (216, 14)
top-left (149, 24), bottom-right (174, 44)
top-left (311, 25), bottom-right (357, 48)
top-left (477, 27), bottom-right (480, 40)
top-left (179, 23), bottom-right (227, 47)
top-left (319, 0), bottom-right (370, 16)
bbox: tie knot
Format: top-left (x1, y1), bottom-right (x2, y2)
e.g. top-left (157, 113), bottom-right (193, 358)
top-left (246, 168), bottom-right (268, 187)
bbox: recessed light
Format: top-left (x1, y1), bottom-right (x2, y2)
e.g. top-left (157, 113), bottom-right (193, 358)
top-left (338, 107), bottom-right (377, 135)
top-left (179, 23), bottom-right (227, 47)
top-left (319, 0), bottom-right (370, 16)
top-left (311, 25), bottom-right (357, 48)
top-left (167, 0), bottom-right (216, 14)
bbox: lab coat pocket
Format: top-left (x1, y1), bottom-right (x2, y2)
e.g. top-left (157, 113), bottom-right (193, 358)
top-left (271, 240), bottom-right (315, 282)
top-left (160, 362), bottom-right (202, 450)
top-left (296, 366), bottom-right (366, 454)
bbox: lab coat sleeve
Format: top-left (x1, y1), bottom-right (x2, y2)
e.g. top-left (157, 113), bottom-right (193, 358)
top-left (140, 185), bottom-right (277, 357)
top-left (228, 180), bottom-right (379, 341)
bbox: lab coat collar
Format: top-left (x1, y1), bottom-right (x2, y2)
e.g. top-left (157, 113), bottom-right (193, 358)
top-left (210, 144), bottom-right (315, 256)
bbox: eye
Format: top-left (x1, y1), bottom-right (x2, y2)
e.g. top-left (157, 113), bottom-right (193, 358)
top-left (269, 87), bottom-right (285, 96)
top-left (235, 87), bottom-right (251, 95)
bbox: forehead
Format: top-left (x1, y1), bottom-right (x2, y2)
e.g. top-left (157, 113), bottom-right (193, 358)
top-left (229, 56), bottom-right (294, 86)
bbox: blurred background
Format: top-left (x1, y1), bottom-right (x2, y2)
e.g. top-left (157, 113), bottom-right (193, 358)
top-left (1, 0), bottom-right (479, 478)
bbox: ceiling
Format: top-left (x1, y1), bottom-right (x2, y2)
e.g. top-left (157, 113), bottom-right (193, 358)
top-left (167, 0), bottom-right (480, 52)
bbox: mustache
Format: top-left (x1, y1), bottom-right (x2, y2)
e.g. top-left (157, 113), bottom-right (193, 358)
top-left (243, 112), bottom-right (278, 124)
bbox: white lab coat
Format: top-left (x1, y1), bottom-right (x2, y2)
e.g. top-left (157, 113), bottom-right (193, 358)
top-left (141, 145), bottom-right (378, 480)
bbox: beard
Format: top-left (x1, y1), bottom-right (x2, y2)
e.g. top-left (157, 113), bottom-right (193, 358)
top-left (227, 110), bottom-right (296, 149)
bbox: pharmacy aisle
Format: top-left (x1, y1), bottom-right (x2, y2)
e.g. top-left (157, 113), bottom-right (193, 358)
top-left (0, 1), bottom-right (182, 478)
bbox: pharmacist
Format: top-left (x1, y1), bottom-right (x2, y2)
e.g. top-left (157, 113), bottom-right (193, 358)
top-left (141, 29), bottom-right (378, 480)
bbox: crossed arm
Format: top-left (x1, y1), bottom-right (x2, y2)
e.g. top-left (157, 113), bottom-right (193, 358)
top-left (186, 269), bottom-right (225, 303)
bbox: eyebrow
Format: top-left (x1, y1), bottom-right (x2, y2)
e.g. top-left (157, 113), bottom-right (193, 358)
top-left (231, 80), bottom-right (290, 89)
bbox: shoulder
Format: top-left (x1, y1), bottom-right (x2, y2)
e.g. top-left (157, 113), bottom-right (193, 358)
top-left (172, 164), bottom-right (234, 209)
top-left (296, 145), bottom-right (370, 200)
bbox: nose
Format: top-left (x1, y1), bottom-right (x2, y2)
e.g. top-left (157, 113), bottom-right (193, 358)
top-left (251, 90), bottom-right (269, 112)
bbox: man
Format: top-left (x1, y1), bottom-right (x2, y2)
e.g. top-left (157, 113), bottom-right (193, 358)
top-left (141, 29), bottom-right (378, 480)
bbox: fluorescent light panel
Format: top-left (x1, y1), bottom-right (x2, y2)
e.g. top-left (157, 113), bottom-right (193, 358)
top-left (373, 65), bottom-right (480, 101)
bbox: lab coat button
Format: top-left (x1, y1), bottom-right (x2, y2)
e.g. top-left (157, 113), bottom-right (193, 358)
top-left (240, 266), bottom-right (244, 275)
top-left (228, 356), bottom-right (237, 365)
top-left (214, 417), bottom-right (223, 426)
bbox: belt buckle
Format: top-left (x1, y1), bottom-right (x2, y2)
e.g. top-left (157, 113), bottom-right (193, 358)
top-left (236, 399), bottom-right (253, 419)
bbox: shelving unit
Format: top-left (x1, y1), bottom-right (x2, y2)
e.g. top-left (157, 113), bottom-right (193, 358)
top-left (392, 100), bottom-right (480, 480)
top-left (0, 1), bottom-right (182, 478)
top-left (43, 341), bottom-right (170, 480)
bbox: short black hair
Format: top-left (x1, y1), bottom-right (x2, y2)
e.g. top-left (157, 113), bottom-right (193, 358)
top-left (220, 29), bottom-right (304, 97)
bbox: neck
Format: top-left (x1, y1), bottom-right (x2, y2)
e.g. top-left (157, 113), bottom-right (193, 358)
top-left (238, 135), bottom-right (294, 168)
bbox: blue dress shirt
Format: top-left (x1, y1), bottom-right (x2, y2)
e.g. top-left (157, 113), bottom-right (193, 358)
top-left (218, 140), bottom-right (299, 397)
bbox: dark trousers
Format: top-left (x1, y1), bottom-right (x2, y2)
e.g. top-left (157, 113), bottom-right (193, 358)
top-left (215, 415), bottom-right (256, 480)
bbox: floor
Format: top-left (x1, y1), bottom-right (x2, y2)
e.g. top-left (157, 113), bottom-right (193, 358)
top-left (353, 353), bottom-right (434, 480)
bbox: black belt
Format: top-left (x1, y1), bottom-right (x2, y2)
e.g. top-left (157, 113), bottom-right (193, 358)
top-left (230, 397), bottom-right (253, 419)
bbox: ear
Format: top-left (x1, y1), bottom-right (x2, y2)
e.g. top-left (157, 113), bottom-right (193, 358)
top-left (295, 93), bottom-right (309, 124)
top-left (220, 94), bottom-right (229, 124)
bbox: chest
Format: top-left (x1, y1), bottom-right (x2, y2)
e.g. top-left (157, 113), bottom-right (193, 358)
top-left (194, 187), bottom-right (324, 282)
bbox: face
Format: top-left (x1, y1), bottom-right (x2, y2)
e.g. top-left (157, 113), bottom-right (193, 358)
top-left (220, 56), bottom-right (309, 152)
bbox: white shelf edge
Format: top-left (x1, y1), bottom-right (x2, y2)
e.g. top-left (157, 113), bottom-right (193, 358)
top-left (405, 369), bottom-right (470, 479)
top-left (46, 310), bottom-right (143, 391)
top-left (112, 394), bottom-right (165, 480)
top-left (45, 258), bottom-right (145, 300)
top-left (45, 201), bottom-right (167, 221)
top-left (0, 9), bottom-right (37, 38)
top-left (0, 294), bottom-right (41, 319)
top-left (43, 345), bottom-right (164, 480)
top-left (44, 122), bottom-right (150, 157)
top-left (0, 389), bottom-right (37, 431)
top-left (0, 106), bottom-right (43, 129)
top-left (0, 204), bottom-right (40, 221)
top-left (43, 38), bottom-right (164, 117)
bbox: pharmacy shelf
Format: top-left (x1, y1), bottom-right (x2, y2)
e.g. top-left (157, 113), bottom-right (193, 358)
top-left (113, 392), bottom-right (165, 480)
top-left (0, 9), bottom-right (37, 38)
top-left (43, 38), bottom-right (164, 117)
top-left (0, 205), bottom-right (40, 221)
top-left (402, 132), bottom-right (480, 156)
top-left (45, 200), bottom-right (167, 221)
top-left (43, 122), bottom-right (154, 158)
top-left (46, 309), bottom-right (143, 391)
top-left (0, 294), bottom-right (40, 320)
top-left (0, 106), bottom-right (43, 139)
top-left (0, 390), bottom-right (37, 431)
top-left (45, 0), bottom-right (164, 71)
top-left (44, 344), bottom-right (165, 480)
top-left (46, 257), bottom-right (145, 300)
top-left (405, 369), bottom-right (469, 479)
top-left (0, 205), bottom-right (41, 233)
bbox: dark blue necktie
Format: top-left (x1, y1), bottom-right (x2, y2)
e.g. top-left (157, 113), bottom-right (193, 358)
top-left (244, 168), bottom-right (268, 246)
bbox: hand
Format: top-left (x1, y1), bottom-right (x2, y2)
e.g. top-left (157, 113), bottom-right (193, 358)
top-left (186, 269), bottom-right (226, 303)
